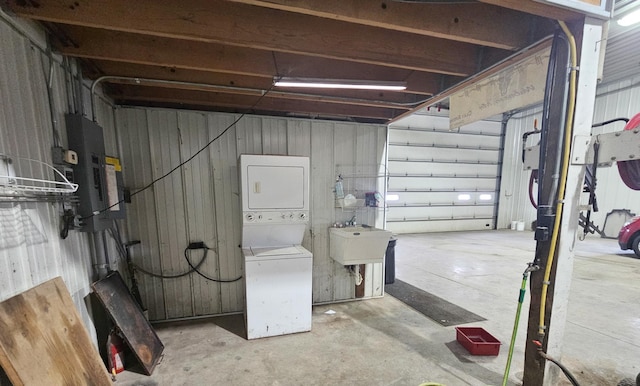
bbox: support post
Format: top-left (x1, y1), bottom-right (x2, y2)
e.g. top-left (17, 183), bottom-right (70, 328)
top-left (523, 18), bottom-right (604, 386)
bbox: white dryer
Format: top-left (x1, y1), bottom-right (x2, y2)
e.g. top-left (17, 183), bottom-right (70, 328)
top-left (239, 155), bottom-right (312, 339)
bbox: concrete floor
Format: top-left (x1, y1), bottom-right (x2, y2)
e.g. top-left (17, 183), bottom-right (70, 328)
top-left (117, 230), bottom-right (640, 385)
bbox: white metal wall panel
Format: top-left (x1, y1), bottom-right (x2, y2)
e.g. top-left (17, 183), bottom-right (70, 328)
top-left (116, 108), bottom-right (166, 319)
top-left (310, 121), bottom-right (335, 303)
top-left (332, 123), bottom-right (360, 300)
top-left (285, 120), bottom-right (313, 256)
top-left (387, 113), bottom-right (502, 233)
top-left (116, 107), bottom-right (387, 317)
top-left (178, 111), bottom-right (221, 316)
top-left (209, 113), bottom-right (244, 313)
top-left (0, 16), bottom-right (105, 347)
top-left (589, 75), bottom-right (640, 227)
top-left (498, 76), bottom-right (640, 232)
top-left (262, 118), bottom-right (288, 155)
top-left (355, 124), bottom-right (386, 298)
top-left (148, 110), bottom-right (194, 319)
top-left (602, 27), bottom-right (640, 84)
top-left (497, 108), bottom-right (540, 230)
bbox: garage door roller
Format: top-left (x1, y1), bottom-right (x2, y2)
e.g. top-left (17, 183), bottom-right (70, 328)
top-left (617, 112), bottom-right (640, 190)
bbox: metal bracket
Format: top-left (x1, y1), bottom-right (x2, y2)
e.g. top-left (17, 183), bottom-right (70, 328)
top-left (570, 135), bottom-right (592, 165)
top-left (523, 129), bottom-right (640, 169)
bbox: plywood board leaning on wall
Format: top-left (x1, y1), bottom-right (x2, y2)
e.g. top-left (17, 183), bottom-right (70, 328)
top-left (0, 277), bottom-right (111, 386)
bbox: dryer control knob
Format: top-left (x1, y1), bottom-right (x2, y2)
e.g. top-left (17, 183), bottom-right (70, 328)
top-left (299, 213), bottom-right (307, 220)
top-left (245, 213), bottom-right (255, 222)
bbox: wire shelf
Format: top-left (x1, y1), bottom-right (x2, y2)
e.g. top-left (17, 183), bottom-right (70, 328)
top-left (0, 155), bottom-right (78, 195)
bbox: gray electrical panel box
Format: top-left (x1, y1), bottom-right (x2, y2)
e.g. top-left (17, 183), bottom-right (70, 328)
top-left (66, 114), bottom-right (126, 232)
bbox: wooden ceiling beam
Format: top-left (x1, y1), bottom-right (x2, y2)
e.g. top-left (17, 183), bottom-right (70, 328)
top-left (4, 0), bottom-right (496, 76)
top-left (110, 85), bottom-right (404, 120)
top-left (89, 61), bottom-right (272, 90)
top-left (477, 0), bottom-right (583, 21)
top-left (93, 62), bottom-right (429, 105)
top-left (55, 28), bottom-right (454, 95)
top-left (51, 26), bottom-right (277, 77)
top-left (224, 0), bottom-right (543, 50)
top-left (104, 80), bottom-right (414, 110)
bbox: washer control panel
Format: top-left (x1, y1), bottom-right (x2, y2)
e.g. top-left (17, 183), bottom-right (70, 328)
top-left (243, 211), bottom-right (309, 224)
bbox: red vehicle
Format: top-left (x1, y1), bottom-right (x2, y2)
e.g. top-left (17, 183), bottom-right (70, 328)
top-left (619, 216), bottom-right (640, 257)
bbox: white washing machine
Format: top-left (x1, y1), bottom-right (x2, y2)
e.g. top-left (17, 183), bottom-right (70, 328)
top-left (243, 245), bottom-right (312, 339)
top-left (239, 154), bottom-right (312, 340)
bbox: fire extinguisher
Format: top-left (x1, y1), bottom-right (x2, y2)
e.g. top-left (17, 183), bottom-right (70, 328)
top-left (106, 329), bottom-right (126, 375)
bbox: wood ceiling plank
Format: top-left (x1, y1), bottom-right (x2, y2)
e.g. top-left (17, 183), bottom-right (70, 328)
top-left (55, 28), bottom-right (454, 95)
top-left (105, 80), bottom-right (414, 109)
top-left (52, 26), bottom-right (277, 77)
top-left (225, 0), bottom-right (541, 50)
top-left (5, 0), bottom-right (492, 76)
top-left (91, 61), bottom-right (440, 103)
top-left (111, 85), bottom-right (404, 120)
top-left (103, 81), bottom-right (423, 108)
top-left (271, 53), bottom-right (453, 95)
top-left (477, 0), bottom-right (583, 20)
top-left (90, 61), bottom-right (274, 88)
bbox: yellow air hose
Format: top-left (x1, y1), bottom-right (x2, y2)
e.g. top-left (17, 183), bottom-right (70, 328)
top-left (538, 20), bottom-right (578, 340)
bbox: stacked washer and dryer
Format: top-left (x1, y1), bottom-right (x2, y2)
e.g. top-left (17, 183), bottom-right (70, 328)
top-left (239, 154), bottom-right (313, 339)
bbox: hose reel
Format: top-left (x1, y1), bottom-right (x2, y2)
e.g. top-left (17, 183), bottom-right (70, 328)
top-left (617, 113), bottom-right (640, 190)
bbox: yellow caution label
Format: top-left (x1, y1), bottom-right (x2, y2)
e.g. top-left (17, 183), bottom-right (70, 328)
top-left (105, 156), bottom-right (122, 172)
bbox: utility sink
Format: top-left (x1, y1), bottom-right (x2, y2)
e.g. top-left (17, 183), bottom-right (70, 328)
top-left (329, 226), bottom-right (392, 265)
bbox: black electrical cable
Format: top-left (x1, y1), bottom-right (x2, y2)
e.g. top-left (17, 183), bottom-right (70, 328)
top-left (107, 227), bottom-right (129, 260)
top-left (106, 226), bottom-right (209, 279)
top-left (537, 30), bottom-right (570, 211)
top-left (591, 117), bottom-right (629, 127)
top-left (134, 247), bottom-right (210, 279)
top-left (80, 86), bottom-right (274, 221)
top-left (522, 129), bottom-right (541, 162)
top-left (183, 248), bottom-right (243, 283)
top-left (528, 170), bottom-right (538, 209)
top-left (538, 351), bottom-right (581, 386)
top-left (60, 209), bottom-right (75, 239)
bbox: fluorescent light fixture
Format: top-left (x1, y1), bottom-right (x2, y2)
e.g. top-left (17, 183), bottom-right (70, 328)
top-left (386, 194), bottom-right (400, 201)
top-left (479, 194), bottom-right (492, 201)
top-left (457, 194), bottom-right (471, 201)
top-left (273, 77), bottom-right (407, 91)
top-left (618, 8), bottom-right (640, 26)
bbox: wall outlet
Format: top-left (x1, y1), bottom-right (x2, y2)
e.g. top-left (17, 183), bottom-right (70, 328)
top-left (64, 150), bottom-right (78, 165)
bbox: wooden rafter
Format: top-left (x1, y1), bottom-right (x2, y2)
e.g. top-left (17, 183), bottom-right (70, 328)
top-left (224, 0), bottom-right (548, 50)
top-left (4, 0), bottom-right (506, 76)
top-left (477, 0), bottom-right (583, 20)
top-left (111, 85), bottom-right (404, 120)
top-left (89, 60), bottom-right (452, 99)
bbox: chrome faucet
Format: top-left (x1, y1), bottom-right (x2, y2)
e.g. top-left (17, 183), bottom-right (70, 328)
top-left (349, 215), bottom-right (357, 226)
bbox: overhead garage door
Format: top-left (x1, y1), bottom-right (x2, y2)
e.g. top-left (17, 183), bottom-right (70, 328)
top-left (386, 113), bottom-right (503, 234)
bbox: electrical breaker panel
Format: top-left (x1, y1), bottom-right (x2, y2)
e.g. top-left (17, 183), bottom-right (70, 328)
top-left (65, 114), bottom-right (126, 232)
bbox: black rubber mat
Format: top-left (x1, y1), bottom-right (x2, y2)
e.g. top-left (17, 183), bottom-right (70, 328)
top-left (385, 280), bottom-right (486, 327)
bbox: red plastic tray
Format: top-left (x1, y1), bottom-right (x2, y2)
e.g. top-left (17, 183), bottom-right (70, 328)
top-left (455, 327), bottom-right (501, 356)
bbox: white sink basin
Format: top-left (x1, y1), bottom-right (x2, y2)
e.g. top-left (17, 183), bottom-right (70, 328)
top-left (329, 226), bottom-right (392, 265)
